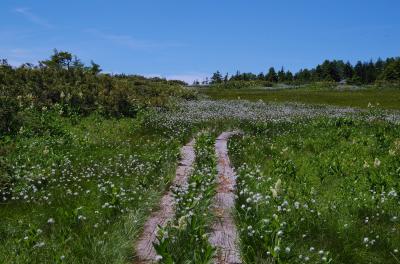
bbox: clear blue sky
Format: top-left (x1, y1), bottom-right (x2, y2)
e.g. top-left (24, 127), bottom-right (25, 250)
top-left (1, 0), bottom-right (399, 83)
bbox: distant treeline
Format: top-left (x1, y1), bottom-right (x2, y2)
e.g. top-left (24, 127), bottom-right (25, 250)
top-left (204, 57), bottom-right (400, 87)
top-left (0, 50), bottom-right (193, 135)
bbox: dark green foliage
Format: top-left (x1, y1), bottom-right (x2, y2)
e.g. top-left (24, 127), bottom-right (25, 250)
top-left (381, 59), bottom-right (400, 81)
top-left (266, 67), bottom-right (278, 83)
top-left (277, 67), bottom-right (286, 83)
top-left (0, 50), bottom-right (194, 136)
top-left (285, 70), bottom-right (293, 83)
top-left (293, 58), bottom-right (400, 84)
top-left (0, 96), bottom-right (21, 134)
top-left (231, 71), bottom-right (258, 81)
top-left (209, 57), bottom-right (400, 89)
top-left (210, 71), bottom-right (223, 84)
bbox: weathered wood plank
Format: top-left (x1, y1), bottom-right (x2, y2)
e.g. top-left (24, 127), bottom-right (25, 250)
top-left (210, 132), bottom-right (242, 264)
top-left (134, 139), bottom-right (196, 263)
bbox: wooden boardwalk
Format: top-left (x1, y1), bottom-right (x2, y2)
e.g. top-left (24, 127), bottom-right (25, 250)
top-left (209, 132), bottom-right (242, 264)
top-left (134, 132), bottom-right (242, 263)
top-left (134, 139), bottom-right (196, 263)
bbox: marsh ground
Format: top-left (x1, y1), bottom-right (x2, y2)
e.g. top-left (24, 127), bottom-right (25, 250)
top-left (1, 97), bottom-right (400, 263)
top-left (199, 87), bottom-right (400, 110)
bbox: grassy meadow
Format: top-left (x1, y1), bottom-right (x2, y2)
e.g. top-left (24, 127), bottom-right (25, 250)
top-left (230, 117), bottom-right (400, 263)
top-left (2, 94), bottom-right (400, 263)
top-left (200, 87), bottom-right (400, 110)
top-left (0, 110), bottom-right (191, 263)
top-left (1, 54), bottom-right (400, 263)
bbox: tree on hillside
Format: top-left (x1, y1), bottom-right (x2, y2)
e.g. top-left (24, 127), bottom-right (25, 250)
top-left (89, 61), bottom-right (102, 75)
top-left (375, 58), bottom-right (384, 78)
top-left (320, 60), bottom-right (340, 82)
top-left (294, 69), bottom-right (311, 83)
top-left (211, 71), bottom-right (223, 84)
top-left (381, 59), bottom-right (400, 81)
top-left (365, 60), bottom-right (377, 83)
top-left (343, 62), bottom-right (354, 80)
top-left (313, 65), bottom-right (323, 81)
top-left (266, 67), bottom-right (278, 82)
top-left (224, 73), bottom-right (229, 83)
top-left (206, 57), bottom-right (400, 86)
top-left (277, 67), bottom-right (286, 83)
top-left (353, 61), bottom-right (365, 84)
top-left (285, 71), bottom-right (293, 83)
top-left (40, 49), bottom-right (73, 70)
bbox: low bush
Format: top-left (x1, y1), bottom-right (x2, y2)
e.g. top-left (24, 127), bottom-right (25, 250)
top-left (0, 50), bottom-right (196, 136)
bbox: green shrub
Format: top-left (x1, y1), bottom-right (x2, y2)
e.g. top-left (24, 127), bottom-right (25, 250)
top-left (0, 96), bottom-right (21, 135)
top-left (0, 51), bottom-right (196, 135)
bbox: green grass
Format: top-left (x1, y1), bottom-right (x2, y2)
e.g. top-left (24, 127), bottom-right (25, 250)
top-left (229, 117), bottom-right (400, 263)
top-left (200, 87), bottom-right (400, 110)
top-left (0, 111), bottom-right (190, 264)
top-left (2, 98), bottom-right (400, 263)
top-left (155, 132), bottom-right (217, 263)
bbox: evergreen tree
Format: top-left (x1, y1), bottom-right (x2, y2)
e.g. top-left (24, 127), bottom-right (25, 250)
top-left (89, 61), bottom-right (102, 75)
top-left (381, 59), bottom-right (400, 81)
top-left (266, 67), bottom-right (278, 82)
top-left (224, 73), bottom-right (229, 83)
top-left (365, 60), bottom-right (377, 83)
top-left (207, 57), bottom-right (400, 86)
top-left (285, 71), bottom-right (293, 83)
top-left (313, 65), bottom-right (324, 81)
top-left (353, 61), bottom-right (365, 84)
top-left (233, 70), bottom-right (241, 81)
top-left (40, 49), bottom-right (73, 70)
top-left (337, 60), bottom-right (346, 79)
top-left (211, 71), bottom-right (223, 84)
top-left (375, 58), bottom-right (384, 78)
top-left (343, 62), bottom-right (354, 80)
top-left (295, 69), bottom-right (311, 83)
top-left (320, 60), bottom-right (340, 82)
top-left (277, 67), bottom-right (286, 83)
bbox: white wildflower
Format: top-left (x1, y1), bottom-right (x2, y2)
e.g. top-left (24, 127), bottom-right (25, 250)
top-left (374, 158), bottom-right (381, 168)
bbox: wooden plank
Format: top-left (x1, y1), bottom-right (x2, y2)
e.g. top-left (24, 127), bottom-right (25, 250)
top-left (210, 132), bottom-right (242, 264)
top-left (134, 139), bottom-right (196, 263)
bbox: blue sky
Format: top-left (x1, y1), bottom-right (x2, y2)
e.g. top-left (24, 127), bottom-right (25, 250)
top-left (1, 1), bottom-right (399, 83)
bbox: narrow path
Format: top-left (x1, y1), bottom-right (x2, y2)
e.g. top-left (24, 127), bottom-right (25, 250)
top-left (209, 132), bottom-right (242, 264)
top-left (135, 139), bottom-right (196, 263)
